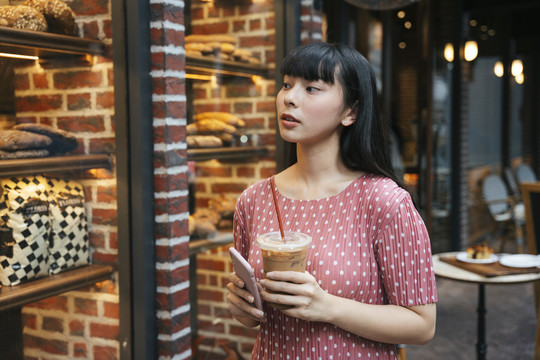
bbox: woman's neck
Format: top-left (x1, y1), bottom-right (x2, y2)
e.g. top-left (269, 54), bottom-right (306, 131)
top-left (275, 142), bottom-right (362, 200)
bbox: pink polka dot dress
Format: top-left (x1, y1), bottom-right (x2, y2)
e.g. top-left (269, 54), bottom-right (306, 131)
top-left (233, 174), bottom-right (438, 360)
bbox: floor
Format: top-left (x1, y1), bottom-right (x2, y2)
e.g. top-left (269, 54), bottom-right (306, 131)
top-left (405, 273), bottom-right (538, 360)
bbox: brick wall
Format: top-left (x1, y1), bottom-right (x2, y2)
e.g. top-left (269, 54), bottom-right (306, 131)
top-left (190, 1), bottom-right (322, 358)
top-left (149, 0), bottom-right (192, 358)
top-left (11, 0), bottom-right (120, 358)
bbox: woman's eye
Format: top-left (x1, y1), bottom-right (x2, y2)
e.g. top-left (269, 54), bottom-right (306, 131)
top-left (306, 86), bottom-right (319, 93)
top-left (282, 82), bottom-right (291, 89)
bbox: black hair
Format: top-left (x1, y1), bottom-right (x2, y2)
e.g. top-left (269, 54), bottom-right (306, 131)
top-left (280, 42), bottom-right (410, 194)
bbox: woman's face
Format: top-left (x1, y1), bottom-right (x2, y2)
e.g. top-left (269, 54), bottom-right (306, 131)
top-left (275, 74), bottom-right (354, 145)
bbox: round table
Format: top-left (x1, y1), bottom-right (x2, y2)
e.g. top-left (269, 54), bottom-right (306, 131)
top-left (433, 252), bottom-right (540, 360)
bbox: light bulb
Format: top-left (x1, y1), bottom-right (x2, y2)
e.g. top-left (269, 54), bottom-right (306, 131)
top-left (511, 59), bottom-right (523, 76)
top-left (444, 43), bottom-right (454, 62)
top-left (464, 41), bottom-right (478, 62)
top-left (493, 61), bottom-right (504, 77)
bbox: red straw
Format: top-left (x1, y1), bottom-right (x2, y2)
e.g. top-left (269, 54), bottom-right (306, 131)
top-left (270, 177), bottom-right (285, 240)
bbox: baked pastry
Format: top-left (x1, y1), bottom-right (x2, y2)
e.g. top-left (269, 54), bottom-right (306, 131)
top-left (0, 148), bottom-right (49, 159)
top-left (466, 244), bottom-right (494, 260)
top-left (187, 135), bottom-right (223, 148)
top-left (0, 129), bottom-right (52, 151)
top-left (0, 5), bottom-right (48, 32)
top-left (195, 112), bottom-right (245, 128)
top-left (185, 34), bottom-right (236, 44)
top-left (13, 123), bottom-right (78, 154)
top-left (23, 0), bottom-right (76, 35)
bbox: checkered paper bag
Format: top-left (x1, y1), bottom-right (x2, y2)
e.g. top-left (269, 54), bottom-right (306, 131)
top-left (0, 176), bottom-right (50, 286)
top-left (47, 178), bottom-right (89, 275)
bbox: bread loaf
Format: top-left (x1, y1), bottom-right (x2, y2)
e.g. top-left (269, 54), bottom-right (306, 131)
top-left (0, 129), bottom-right (52, 151)
top-left (23, 0), bottom-right (76, 35)
top-left (13, 123), bottom-right (78, 154)
top-left (187, 135), bottom-right (223, 148)
top-left (0, 5), bottom-right (47, 32)
top-left (195, 112), bottom-right (245, 128)
top-left (186, 34), bottom-right (236, 44)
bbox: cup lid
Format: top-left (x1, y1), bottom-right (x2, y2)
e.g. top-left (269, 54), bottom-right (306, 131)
top-left (256, 231), bottom-right (312, 251)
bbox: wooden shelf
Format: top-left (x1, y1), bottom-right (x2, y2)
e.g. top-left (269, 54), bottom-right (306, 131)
top-left (189, 232), bottom-right (233, 256)
top-left (186, 54), bottom-right (273, 78)
top-left (187, 146), bottom-right (269, 162)
top-left (0, 264), bottom-right (115, 311)
top-left (0, 154), bottom-right (111, 176)
top-left (0, 27), bottom-right (106, 59)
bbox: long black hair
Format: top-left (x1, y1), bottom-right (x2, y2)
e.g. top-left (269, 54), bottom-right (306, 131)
top-left (280, 42), bottom-right (409, 193)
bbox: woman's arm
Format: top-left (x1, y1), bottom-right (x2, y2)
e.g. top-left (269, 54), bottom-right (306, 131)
top-left (260, 271), bottom-right (436, 345)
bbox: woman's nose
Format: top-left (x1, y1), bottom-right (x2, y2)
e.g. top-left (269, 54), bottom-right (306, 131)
top-left (283, 87), bottom-right (297, 107)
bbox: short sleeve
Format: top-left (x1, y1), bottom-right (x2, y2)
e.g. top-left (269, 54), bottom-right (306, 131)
top-left (375, 194), bottom-right (438, 306)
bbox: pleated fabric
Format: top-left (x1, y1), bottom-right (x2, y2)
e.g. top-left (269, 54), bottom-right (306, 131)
top-left (233, 174), bottom-right (438, 360)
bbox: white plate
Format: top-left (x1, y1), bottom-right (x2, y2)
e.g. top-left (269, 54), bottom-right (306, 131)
top-left (456, 252), bottom-right (499, 264)
top-left (499, 254), bottom-right (540, 268)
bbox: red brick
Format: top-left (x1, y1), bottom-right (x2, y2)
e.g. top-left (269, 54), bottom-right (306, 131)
top-left (28, 296), bottom-right (68, 312)
top-left (92, 208), bottom-right (117, 226)
top-left (109, 232), bottom-right (118, 249)
top-left (256, 100), bottom-right (275, 113)
top-left (92, 345), bottom-right (118, 360)
top-left (156, 310), bottom-right (190, 335)
top-left (153, 172), bottom-right (188, 193)
top-left (42, 316), bottom-right (64, 333)
top-left (23, 313), bottom-right (37, 329)
top-left (97, 185), bottom-right (116, 203)
top-left (53, 70), bottom-right (102, 90)
top-left (24, 334), bottom-right (68, 355)
top-left (69, 320), bottom-right (85, 336)
top-left (90, 323), bottom-right (119, 340)
top-left (197, 289), bottom-right (225, 302)
top-left (196, 165), bottom-right (232, 177)
top-left (155, 288), bottom-right (190, 310)
top-left (89, 137), bottom-right (116, 154)
top-left (157, 333), bottom-right (191, 359)
top-left (232, 102), bottom-right (253, 114)
top-left (89, 230), bottom-right (105, 248)
top-left (74, 297), bottom-right (98, 316)
top-left (74, 342), bottom-right (87, 358)
top-left (97, 90), bottom-right (115, 109)
top-left (197, 258), bottom-right (226, 272)
top-left (57, 116), bottom-right (106, 132)
top-left (71, 0), bottom-right (109, 16)
top-left (92, 251), bottom-right (118, 264)
top-left (152, 100), bottom-right (186, 119)
top-left (104, 302), bottom-right (119, 319)
top-left (33, 73), bottom-right (48, 89)
top-left (153, 124), bottom-right (186, 144)
top-left (67, 93), bottom-right (91, 110)
top-left (155, 266), bottom-right (189, 287)
top-left (192, 21), bottom-right (228, 35)
top-left (233, 19), bottom-right (246, 32)
top-left (211, 182), bottom-right (250, 193)
top-left (16, 94), bottom-right (62, 112)
top-left (155, 241), bottom-right (189, 265)
top-left (237, 166), bottom-right (255, 177)
top-left (103, 19), bottom-right (113, 38)
top-left (83, 21), bottom-right (100, 39)
top-left (14, 73), bottom-right (30, 90)
top-left (154, 220), bottom-right (189, 240)
top-left (239, 34), bottom-right (273, 48)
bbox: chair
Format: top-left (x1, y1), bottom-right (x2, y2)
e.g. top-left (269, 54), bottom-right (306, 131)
top-left (520, 182), bottom-right (540, 359)
top-left (515, 163), bottom-right (538, 184)
top-left (481, 174), bottom-right (524, 253)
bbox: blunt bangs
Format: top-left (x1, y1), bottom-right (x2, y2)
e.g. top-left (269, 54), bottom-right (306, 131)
top-left (280, 43), bottom-right (340, 84)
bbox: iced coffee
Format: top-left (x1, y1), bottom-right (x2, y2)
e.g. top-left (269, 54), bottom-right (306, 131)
top-left (256, 231), bottom-right (312, 309)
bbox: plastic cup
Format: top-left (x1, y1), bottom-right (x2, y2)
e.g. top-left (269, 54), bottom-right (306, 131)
top-left (256, 231), bottom-right (312, 309)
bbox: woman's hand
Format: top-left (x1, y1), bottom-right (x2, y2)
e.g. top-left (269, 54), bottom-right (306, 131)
top-left (226, 272), bottom-right (265, 327)
top-left (260, 271), bottom-right (332, 322)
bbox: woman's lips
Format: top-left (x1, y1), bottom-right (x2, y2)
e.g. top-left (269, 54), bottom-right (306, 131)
top-left (280, 114), bottom-right (300, 127)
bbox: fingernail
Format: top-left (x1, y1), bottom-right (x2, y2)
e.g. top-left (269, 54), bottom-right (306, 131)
top-left (248, 295), bottom-right (254, 302)
top-left (259, 279), bottom-right (266, 285)
top-left (266, 272), bottom-right (274, 278)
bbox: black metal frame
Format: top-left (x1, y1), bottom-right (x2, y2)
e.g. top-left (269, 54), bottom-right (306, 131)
top-left (112, 0), bottom-right (156, 359)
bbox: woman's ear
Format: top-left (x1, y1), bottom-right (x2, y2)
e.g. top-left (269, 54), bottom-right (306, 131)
top-left (342, 102), bottom-right (358, 126)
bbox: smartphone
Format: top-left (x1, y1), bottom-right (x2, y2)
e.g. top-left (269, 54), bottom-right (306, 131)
top-left (229, 247), bottom-right (263, 310)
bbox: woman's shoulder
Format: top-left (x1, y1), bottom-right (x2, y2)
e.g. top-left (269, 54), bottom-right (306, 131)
top-left (237, 177), bottom-right (272, 202)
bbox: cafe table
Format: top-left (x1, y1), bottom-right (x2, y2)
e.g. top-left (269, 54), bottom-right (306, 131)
top-left (432, 251), bottom-right (540, 360)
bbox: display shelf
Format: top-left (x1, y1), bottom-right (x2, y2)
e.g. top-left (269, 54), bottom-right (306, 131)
top-left (0, 264), bottom-right (115, 311)
top-left (0, 154), bottom-right (111, 176)
top-left (0, 27), bottom-right (106, 59)
top-left (187, 146), bottom-right (269, 162)
top-left (189, 232), bottom-right (233, 256)
top-left (186, 54), bottom-right (273, 78)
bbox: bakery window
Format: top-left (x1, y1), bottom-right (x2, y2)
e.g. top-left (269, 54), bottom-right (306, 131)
top-left (0, 1), bottom-right (118, 358)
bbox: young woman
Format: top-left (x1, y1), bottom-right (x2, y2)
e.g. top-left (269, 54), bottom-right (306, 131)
top-left (226, 42), bottom-right (437, 360)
